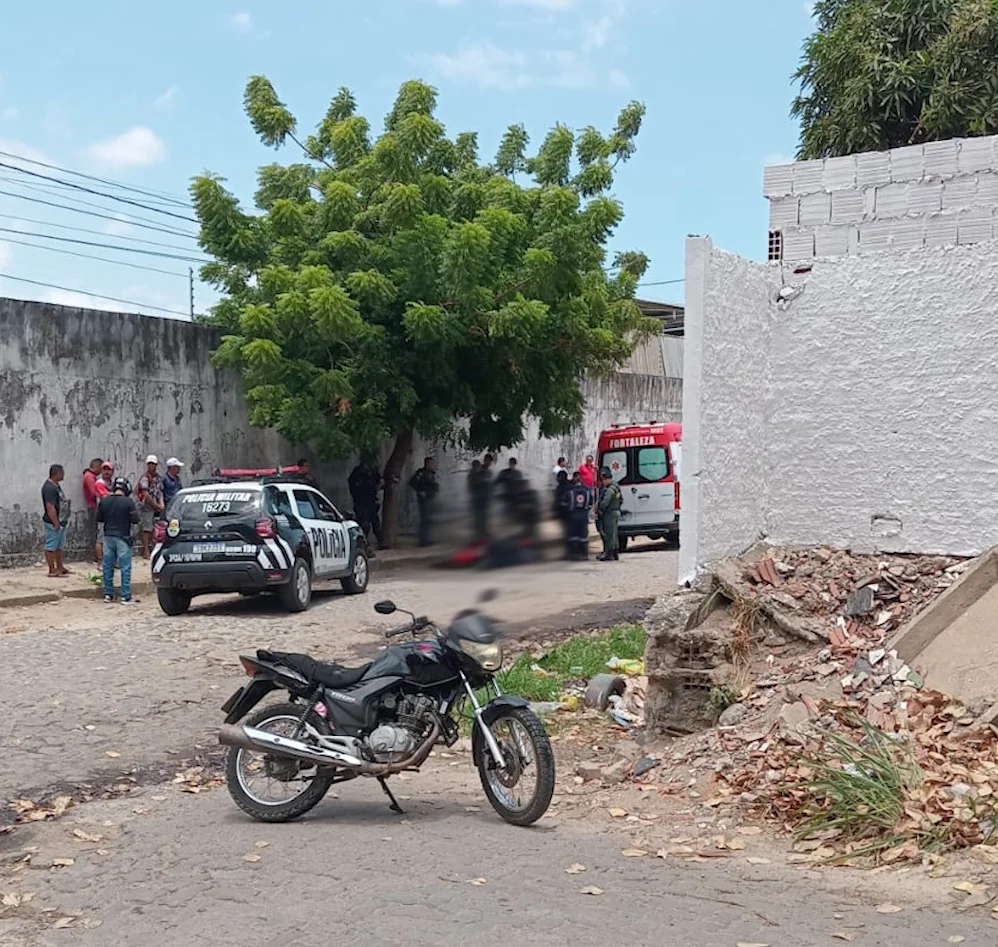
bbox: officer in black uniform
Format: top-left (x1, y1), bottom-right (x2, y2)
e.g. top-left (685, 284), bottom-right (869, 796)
top-left (566, 472), bottom-right (591, 561)
top-left (408, 457), bottom-right (439, 547)
top-left (348, 455), bottom-right (384, 551)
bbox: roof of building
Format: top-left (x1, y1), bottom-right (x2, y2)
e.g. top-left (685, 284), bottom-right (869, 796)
top-left (635, 298), bottom-right (684, 334)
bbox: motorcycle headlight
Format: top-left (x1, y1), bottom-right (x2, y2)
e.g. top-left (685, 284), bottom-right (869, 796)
top-left (458, 639), bottom-right (503, 672)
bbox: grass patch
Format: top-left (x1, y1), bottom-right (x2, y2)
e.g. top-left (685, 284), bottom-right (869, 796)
top-left (796, 717), bottom-right (921, 856)
top-left (703, 684), bottom-right (738, 722)
top-left (497, 623), bottom-right (646, 703)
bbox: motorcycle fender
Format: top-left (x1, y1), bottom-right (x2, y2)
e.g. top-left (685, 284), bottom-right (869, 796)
top-left (479, 695), bottom-right (530, 727)
top-left (222, 678), bottom-right (278, 724)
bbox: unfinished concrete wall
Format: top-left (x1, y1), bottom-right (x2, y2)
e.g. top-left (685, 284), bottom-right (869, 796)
top-left (766, 135), bottom-right (998, 261)
top-left (680, 237), bottom-right (998, 582)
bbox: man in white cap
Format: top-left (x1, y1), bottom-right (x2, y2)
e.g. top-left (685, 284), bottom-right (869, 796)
top-left (163, 458), bottom-right (184, 509)
top-left (136, 454), bottom-right (164, 560)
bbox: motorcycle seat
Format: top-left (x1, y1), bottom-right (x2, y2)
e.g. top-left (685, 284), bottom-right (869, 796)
top-left (256, 650), bottom-right (371, 689)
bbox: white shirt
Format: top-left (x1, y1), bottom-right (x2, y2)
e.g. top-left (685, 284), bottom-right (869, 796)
top-left (552, 464), bottom-right (568, 485)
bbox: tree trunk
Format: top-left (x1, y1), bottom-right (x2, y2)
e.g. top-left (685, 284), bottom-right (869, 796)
top-left (381, 429), bottom-right (414, 548)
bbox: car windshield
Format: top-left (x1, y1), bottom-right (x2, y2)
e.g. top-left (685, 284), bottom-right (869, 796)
top-left (170, 488), bottom-right (261, 523)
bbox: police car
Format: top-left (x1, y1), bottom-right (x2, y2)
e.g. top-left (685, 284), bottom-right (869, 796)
top-left (150, 467), bottom-right (369, 616)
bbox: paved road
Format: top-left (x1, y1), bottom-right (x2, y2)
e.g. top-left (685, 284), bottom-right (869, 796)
top-left (1, 766), bottom-right (991, 947)
top-left (1, 545), bottom-right (675, 800)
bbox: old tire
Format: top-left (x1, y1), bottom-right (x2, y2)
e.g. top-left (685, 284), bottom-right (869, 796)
top-left (473, 707), bottom-right (555, 827)
top-left (583, 673), bottom-right (626, 711)
top-left (279, 558), bottom-right (312, 613)
top-left (225, 702), bottom-right (335, 823)
top-left (340, 550), bottom-right (369, 595)
top-left (157, 588), bottom-right (191, 616)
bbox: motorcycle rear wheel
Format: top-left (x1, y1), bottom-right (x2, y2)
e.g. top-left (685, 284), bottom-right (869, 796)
top-left (226, 702), bottom-right (336, 823)
top-left (474, 707), bottom-right (555, 826)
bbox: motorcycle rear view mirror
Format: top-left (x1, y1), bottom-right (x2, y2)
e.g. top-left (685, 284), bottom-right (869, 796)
top-left (477, 588), bottom-right (499, 604)
top-left (374, 600), bottom-right (397, 615)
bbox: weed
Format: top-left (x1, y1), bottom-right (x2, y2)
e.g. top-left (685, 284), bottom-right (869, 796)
top-left (87, 573), bottom-right (102, 587)
top-left (496, 624), bottom-right (647, 703)
top-left (703, 683), bottom-right (738, 722)
top-left (796, 717), bottom-right (921, 853)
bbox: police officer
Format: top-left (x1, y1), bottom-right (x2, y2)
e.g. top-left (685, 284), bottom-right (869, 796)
top-left (467, 459), bottom-right (491, 543)
top-left (348, 455), bottom-right (384, 552)
top-left (596, 467), bottom-right (623, 561)
top-left (408, 457), bottom-right (439, 547)
top-left (566, 472), bottom-right (591, 561)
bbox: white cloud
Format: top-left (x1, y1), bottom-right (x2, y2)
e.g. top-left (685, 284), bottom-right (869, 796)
top-left (103, 217), bottom-right (135, 238)
top-left (430, 43), bottom-right (532, 90)
top-left (501, 0), bottom-right (576, 9)
top-left (228, 11), bottom-right (254, 32)
top-left (154, 85), bottom-right (178, 110)
top-left (0, 137), bottom-right (55, 167)
top-left (86, 126), bottom-right (167, 170)
top-left (0, 241), bottom-right (11, 269)
top-left (1, 107), bottom-right (18, 121)
top-left (582, 14), bottom-right (613, 50)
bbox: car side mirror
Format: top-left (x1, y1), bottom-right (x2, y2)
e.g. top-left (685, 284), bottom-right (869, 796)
top-left (374, 600), bottom-right (397, 615)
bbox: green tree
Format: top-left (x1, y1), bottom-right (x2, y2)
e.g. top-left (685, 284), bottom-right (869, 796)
top-left (794, 0), bottom-right (998, 159)
top-left (191, 76), bottom-right (654, 544)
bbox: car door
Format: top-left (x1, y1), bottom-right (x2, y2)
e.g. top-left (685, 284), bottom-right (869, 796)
top-left (631, 445), bottom-right (674, 527)
top-left (292, 488), bottom-right (348, 577)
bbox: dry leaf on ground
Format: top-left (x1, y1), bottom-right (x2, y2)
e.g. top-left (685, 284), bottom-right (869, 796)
top-left (466, 877), bottom-right (487, 886)
top-left (746, 857), bottom-right (771, 865)
top-left (737, 826), bottom-right (763, 836)
top-left (72, 830), bottom-right (102, 843)
top-left (254, 841), bottom-right (270, 849)
top-left (579, 886), bottom-right (604, 896)
top-left (831, 934), bottom-right (855, 942)
top-left (53, 918), bottom-right (76, 929)
top-left (105, 751), bottom-right (120, 759)
top-left (876, 903), bottom-right (902, 914)
top-left (243, 854), bottom-right (261, 863)
top-left (51, 858), bottom-right (75, 868)
top-left (565, 863), bottom-right (586, 874)
top-left (607, 807), bottom-right (627, 818)
top-left (736, 942), bottom-right (770, 947)
top-left (621, 848), bottom-right (648, 857)
top-left (948, 937), bottom-right (966, 944)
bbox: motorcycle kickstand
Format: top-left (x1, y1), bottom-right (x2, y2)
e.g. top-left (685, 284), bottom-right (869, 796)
top-left (378, 777), bottom-right (405, 814)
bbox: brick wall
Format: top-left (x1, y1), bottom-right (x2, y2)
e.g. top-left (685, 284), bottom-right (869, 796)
top-left (765, 136), bottom-right (998, 261)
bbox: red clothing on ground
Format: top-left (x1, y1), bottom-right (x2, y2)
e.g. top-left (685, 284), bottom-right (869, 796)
top-left (578, 463), bottom-right (596, 490)
top-left (82, 469), bottom-right (98, 510)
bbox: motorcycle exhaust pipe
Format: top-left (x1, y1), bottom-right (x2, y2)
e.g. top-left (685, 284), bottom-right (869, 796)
top-left (218, 723), bottom-right (364, 769)
top-left (218, 719), bottom-right (442, 776)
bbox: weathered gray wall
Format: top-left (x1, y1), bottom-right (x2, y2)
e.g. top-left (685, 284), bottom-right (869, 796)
top-left (0, 299), bottom-right (289, 565)
top-left (680, 235), bottom-right (998, 582)
top-left (1, 298), bottom-right (683, 563)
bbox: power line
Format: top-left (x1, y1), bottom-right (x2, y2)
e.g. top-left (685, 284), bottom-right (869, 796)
top-left (0, 226), bottom-right (209, 264)
top-left (0, 212), bottom-right (206, 255)
top-left (0, 235), bottom-right (190, 278)
top-left (637, 278), bottom-right (684, 287)
top-left (0, 186), bottom-right (199, 239)
top-left (0, 161), bottom-right (198, 223)
top-left (0, 272), bottom-right (191, 317)
top-left (0, 149), bottom-right (192, 207)
top-left (0, 172), bottom-right (187, 210)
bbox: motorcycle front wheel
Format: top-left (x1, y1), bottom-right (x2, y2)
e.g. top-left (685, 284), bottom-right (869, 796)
top-left (226, 702), bottom-right (336, 823)
top-left (473, 707), bottom-right (555, 826)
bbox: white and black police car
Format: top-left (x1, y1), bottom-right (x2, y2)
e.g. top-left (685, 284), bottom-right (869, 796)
top-left (150, 466), bottom-right (369, 616)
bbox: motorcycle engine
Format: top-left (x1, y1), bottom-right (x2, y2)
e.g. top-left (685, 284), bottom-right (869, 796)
top-left (367, 695), bottom-right (435, 763)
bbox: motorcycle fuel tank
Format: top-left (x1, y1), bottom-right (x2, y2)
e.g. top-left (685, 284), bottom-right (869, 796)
top-left (366, 640), bottom-right (458, 687)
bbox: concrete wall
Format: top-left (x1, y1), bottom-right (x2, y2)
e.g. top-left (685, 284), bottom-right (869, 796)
top-left (0, 298), bottom-right (289, 565)
top-left (1, 297), bottom-right (682, 563)
top-left (766, 135), bottom-right (998, 261)
top-left (680, 236), bottom-right (998, 582)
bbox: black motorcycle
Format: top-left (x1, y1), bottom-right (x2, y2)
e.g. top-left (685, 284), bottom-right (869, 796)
top-left (218, 592), bottom-right (555, 826)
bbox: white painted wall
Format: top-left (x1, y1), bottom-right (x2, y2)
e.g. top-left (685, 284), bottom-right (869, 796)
top-left (680, 236), bottom-right (998, 582)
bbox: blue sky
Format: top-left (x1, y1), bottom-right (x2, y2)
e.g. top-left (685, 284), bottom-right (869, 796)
top-left (0, 0), bottom-right (814, 318)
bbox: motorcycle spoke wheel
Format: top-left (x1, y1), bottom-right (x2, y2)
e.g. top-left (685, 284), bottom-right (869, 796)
top-left (235, 715), bottom-right (320, 807)
top-left (475, 708), bottom-right (555, 826)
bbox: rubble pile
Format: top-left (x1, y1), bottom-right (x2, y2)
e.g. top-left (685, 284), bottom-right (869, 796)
top-left (635, 546), bottom-right (998, 861)
top-left (714, 546), bottom-right (968, 643)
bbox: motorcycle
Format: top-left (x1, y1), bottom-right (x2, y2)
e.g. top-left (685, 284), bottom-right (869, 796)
top-left (217, 590), bottom-right (555, 826)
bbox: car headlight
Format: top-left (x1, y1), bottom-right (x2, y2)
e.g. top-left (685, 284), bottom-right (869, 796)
top-left (458, 639), bottom-right (503, 672)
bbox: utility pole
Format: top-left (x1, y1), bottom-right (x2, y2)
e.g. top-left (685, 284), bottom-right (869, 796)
top-left (188, 267), bottom-right (194, 319)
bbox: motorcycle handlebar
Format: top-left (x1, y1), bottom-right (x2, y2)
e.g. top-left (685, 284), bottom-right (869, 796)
top-left (384, 616), bottom-right (431, 639)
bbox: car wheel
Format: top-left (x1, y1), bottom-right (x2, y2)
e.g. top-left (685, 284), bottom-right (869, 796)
top-left (340, 550), bottom-right (369, 595)
top-left (279, 558), bottom-right (312, 612)
top-left (158, 588), bottom-right (191, 616)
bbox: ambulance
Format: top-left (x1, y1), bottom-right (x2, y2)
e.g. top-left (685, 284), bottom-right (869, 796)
top-left (596, 422), bottom-right (681, 550)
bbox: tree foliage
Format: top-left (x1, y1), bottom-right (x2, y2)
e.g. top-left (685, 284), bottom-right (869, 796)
top-left (794, 0), bottom-right (998, 159)
top-left (192, 78), bottom-right (652, 470)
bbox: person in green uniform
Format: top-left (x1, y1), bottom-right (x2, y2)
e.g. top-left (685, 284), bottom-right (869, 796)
top-left (596, 467), bottom-right (622, 561)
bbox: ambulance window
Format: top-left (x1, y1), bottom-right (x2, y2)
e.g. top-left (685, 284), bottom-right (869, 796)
top-left (636, 446), bottom-right (669, 482)
top-left (602, 450), bottom-right (628, 483)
